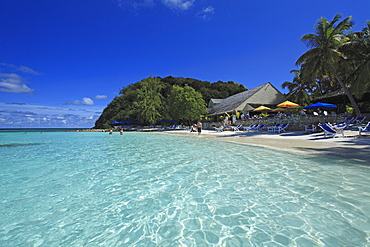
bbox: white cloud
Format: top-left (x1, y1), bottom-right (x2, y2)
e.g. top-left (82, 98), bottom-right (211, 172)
top-left (197, 5), bottom-right (214, 20)
top-left (117, 0), bottom-right (155, 9)
top-left (81, 97), bottom-right (94, 105)
top-left (162, 0), bottom-right (194, 10)
top-left (117, 0), bottom-right (195, 11)
top-left (0, 73), bottom-right (35, 94)
top-left (0, 102), bottom-right (103, 128)
top-left (64, 97), bottom-right (95, 105)
top-left (95, 95), bottom-right (108, 99)
top-left (0, 63), bottom-right (40, 75)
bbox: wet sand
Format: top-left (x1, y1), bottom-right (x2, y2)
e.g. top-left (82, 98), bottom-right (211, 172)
top-left (160, 129), bottom-right (370, 163)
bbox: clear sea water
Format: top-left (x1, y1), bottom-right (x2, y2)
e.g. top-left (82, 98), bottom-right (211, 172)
top-left (0, 130), bottom-right (369, 247)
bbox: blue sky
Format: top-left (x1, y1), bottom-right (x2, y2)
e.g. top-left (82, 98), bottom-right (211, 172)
top-left (1, 0), bottom-right (369, 128)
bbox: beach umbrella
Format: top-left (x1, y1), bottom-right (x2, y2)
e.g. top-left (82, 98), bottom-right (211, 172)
top-left (111, 121), bottom-right (125, 124)
top-left (253, 105), bottom-right (271, 111)
top-left (271, 107), bottom-right (288, 112)
top-left (304, 102), bottom-right (337, 110)
top-left (277, 100), bottom-right (299, 108)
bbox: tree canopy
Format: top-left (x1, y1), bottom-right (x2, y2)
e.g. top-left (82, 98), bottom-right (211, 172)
top-left (284, 14), bottom-right (370, 115)
top-left (94, 76), bottom-right (246, 128)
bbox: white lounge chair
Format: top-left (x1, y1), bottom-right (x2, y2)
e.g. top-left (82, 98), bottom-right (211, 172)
top-left (214, 126), bottom-right (225, 132)
top-left (230, 125), bottom-right (242, 131)
top-left (275, 123), bottom-right (289, 133)
top-left (359, 122), bottom-right (370, 136)
top-left (243, 124), bottom-right (257, 131)
top-left (318, 123), bottom-right (345, 138)
top-left (267, 124), bottom-right (281, 133)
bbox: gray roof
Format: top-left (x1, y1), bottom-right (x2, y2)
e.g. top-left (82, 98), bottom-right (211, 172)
top-left (210, 99), bottom-right (223, 104)
top-left (208, 83), bottom-right (268, 115)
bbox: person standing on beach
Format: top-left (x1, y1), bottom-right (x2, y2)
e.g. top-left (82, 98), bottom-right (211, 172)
top-left (197, 121), bottom-right (202, 135)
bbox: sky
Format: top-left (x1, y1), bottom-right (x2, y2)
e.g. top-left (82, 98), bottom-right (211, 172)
top-left (1, 0), bottom-right (369, 128)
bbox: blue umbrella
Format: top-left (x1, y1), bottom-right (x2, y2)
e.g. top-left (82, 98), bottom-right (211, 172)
top-left (304, 102), bottom-right (337, 110)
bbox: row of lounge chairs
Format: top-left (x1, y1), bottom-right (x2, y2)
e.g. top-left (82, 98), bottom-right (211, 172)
top-left (267, 123), bottom-right (289, 133)
top-left (214, 124), bottom-right (289, 133)
top-left (318, 121), bottom-right (370, 138)
top-left (243, 124), bottom-right (265, 132)
top-left (340, 116), bottom-right (366, 126)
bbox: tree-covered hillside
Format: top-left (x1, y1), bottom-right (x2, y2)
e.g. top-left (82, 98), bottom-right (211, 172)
top-left (94, 76), bottom-right (246, 129)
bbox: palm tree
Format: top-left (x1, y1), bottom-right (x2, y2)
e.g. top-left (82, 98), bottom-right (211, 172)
top-left (347, 21), bottom-right (370, 98)
top-left (296, 14), bottom-right (361, 117)
top-left (282, 70), bottom-right (312, 106)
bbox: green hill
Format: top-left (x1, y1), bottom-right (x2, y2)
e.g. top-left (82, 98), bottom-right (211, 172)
top-left (94, 76), bottom-right (246, 129)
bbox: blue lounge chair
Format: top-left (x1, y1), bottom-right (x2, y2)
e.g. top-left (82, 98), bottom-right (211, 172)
top-left (275, 123), bottom-right (289, 133)
top-left (318, 123), bottom-right (345, 138)
top-left (340, 117), bottom-right (353, 125)
top-left (351, 116), bottom-right (366, 126)
top-left (230, 124), bottom-right (242, 131)
top-left (252, 124), bottom-right (265, 131)
top-left (358, 122), bottom-right (370, 136)
top-left (243, 124), bottom-right (256, 131)
top-left (214, 126), bottom-right (225, 132)
top-left (305, 124), bottom-right (316, 134)
top-left (267, 124), bottom-right (281, 133)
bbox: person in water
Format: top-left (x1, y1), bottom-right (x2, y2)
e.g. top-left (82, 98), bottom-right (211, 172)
top-left (197, 121), bottom-right (202, 135)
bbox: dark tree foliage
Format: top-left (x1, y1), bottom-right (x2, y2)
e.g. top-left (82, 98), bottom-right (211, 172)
top-left (94, 76), bottom-right (246, 128)
top-left (288, 14), bottom-right (370, 115)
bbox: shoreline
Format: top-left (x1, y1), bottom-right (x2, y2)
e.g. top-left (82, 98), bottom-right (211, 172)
top-left (158, 129), bottom-right (370, 163)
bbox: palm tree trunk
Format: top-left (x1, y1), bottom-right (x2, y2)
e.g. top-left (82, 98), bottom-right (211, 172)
top-left (334, 72), bottom-right (362, 117)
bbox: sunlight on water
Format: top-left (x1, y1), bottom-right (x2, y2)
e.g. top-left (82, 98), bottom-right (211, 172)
top-left (0, 131), bottom-right (369, 246)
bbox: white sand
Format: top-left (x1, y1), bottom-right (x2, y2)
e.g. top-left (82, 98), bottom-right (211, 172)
top-left (159, 129), bottom-right (370, 163)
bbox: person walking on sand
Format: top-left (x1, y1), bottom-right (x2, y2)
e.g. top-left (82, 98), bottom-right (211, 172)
top-left (197, 121), bottom-right (202, 135)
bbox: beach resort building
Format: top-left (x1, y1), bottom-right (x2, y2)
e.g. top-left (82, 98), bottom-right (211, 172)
top-left (207, 82), bottom-right (286, 118)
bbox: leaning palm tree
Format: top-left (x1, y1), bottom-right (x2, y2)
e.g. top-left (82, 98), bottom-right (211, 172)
top-left (347, 20), bottom-right (370, 98)
top-left (296, 14), bottom-right (361, 117)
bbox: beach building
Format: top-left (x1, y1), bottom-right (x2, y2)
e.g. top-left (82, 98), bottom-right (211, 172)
top-left (207, 82), bottom-right (286, 118)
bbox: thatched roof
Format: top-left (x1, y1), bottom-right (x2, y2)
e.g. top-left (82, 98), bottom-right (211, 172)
top-left (313, 89), bottom-right (346, 102)
top-left (314, 88), bottom-right (370, 104)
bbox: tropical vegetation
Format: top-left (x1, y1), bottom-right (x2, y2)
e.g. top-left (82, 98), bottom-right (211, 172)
top-left (94, 76), bottom-right (246, 129)
top-left (283, 14), bottom-right (370, 116)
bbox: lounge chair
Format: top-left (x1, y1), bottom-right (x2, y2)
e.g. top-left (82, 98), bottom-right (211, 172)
top-left (358, 122), bottom-right (370, 136)
top-left (351, 116), bottom-right (366, 126)
top-left (214, 126), bottom-right (225, 132)
top-left (252, 124), bottom-right (265, 132)
top-left (243, 124), bottom-right (257, 131)
top-left (267, 124), bottom-right (281, 133)
top-left (304, 124), bottom-right (316, 134)
top-left (339, 117), bottom-right (353, 125)
top-left (275, 123), bottom-right (289, 133)
top-left (230, 124), bottom-right (242, 131)
top-left (318, 123), bottom-right (345, 138)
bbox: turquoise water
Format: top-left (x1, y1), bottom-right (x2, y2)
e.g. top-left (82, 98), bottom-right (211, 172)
top-left (0, 131), bottom-right (369, 246)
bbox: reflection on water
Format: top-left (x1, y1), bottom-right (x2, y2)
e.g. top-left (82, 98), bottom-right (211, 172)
top-left (0, 131), bottom-right (369, 246)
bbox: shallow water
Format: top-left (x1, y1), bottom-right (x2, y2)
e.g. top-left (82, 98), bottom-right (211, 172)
top-left (0, 131), bottom-right (369, 246)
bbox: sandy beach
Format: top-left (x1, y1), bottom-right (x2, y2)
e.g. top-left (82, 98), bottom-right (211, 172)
top-left (160, 129), bottom-right (370, 163)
